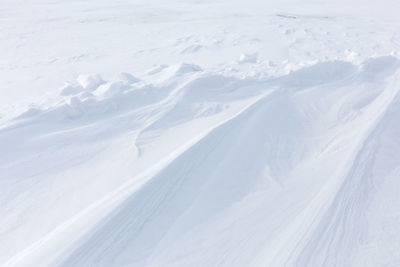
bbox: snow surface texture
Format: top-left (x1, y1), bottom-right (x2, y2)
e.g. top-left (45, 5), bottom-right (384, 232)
top-left (1, 0), bottom-right (400, 267)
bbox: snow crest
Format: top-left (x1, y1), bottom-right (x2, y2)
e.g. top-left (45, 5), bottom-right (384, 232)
top-left (2, 57), bottom-right (400, 266)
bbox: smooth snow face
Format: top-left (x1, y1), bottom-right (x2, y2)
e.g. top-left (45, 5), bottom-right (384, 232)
top-left (2, 58), bottom-right (400, 267)
top-left (1, 0), bottom-right (400, 267)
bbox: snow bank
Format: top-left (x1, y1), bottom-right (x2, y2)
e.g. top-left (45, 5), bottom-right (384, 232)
top-left (2, 56), bottom-right (400, 266)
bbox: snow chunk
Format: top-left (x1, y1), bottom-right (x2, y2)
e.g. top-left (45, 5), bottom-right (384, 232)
top-left (94, 81), bottom-right (129, 98)
top-left (238, 53), bottom-right (258, 64)
top-left (76, 74), bottom-right (105, 91)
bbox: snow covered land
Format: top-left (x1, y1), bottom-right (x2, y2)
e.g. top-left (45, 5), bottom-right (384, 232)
top-left (1, 0), bottom-right (400, 266)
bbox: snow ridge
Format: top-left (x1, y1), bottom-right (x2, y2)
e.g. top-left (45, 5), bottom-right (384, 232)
top-left (2, 57), bottom-right (400, 267)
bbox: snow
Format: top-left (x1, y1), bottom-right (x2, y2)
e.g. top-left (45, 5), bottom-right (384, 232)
top-left (1, 0), bottom-right (400, 266)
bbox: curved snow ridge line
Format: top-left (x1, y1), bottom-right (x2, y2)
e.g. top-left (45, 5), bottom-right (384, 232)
top-left (268, 70), bottom-right (400, 266)
top-left (0, 63), bottom-right (204, 131)
top-left (3, 55), bottom-right (400, 266)
top-left (0, 58), bottom-right (365, 130)
top-left (3, 89), bottom-right (275, 267)
top-left (1, 56), bottom-right (390, 133)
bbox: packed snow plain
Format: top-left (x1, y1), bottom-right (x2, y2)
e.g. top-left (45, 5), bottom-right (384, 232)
top-left (2, 0), bottom-right (400, 266)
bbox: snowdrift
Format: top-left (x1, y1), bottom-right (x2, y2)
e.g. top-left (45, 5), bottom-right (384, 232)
top-left (2, 57), bottom-right (400, 266)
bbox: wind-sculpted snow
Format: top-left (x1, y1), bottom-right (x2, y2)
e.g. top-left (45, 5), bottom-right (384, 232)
top-left (1, 57), bottom-right (400, 267)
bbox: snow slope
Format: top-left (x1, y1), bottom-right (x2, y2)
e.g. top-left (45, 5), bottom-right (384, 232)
top-left (1, 0), bottom-right (400, 266)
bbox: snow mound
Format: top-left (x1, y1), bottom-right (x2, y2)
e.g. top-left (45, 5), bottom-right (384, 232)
top-left (2, 57), bottom-right (400, 267)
